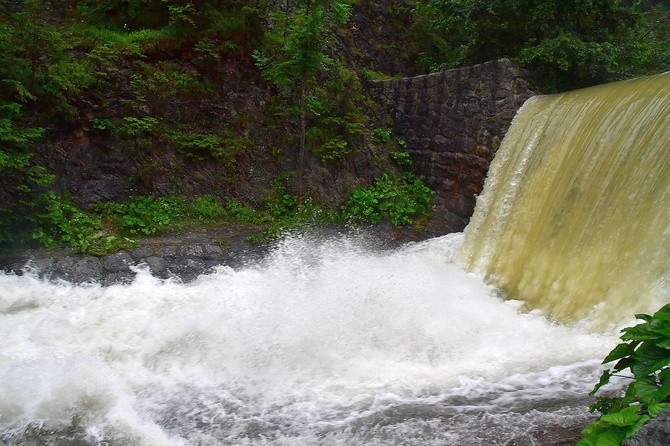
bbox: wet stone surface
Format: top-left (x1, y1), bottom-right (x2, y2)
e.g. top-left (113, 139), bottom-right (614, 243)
top-left (0, 224), bottom-right (427, 284)
top-left (0, 227), bottom-right (268, 284)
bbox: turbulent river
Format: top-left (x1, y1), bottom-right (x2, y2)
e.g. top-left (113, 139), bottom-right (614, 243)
top-left (1, 233), bottom-right (620, 445)
top-left (3, 68), bottom-right (668, 446)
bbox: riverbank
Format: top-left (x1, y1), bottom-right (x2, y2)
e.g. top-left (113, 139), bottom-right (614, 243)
top-left (0, 222), bottom-right (441, 285)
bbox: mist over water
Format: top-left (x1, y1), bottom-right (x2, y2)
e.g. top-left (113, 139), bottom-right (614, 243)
top-left (1, 233), bottom-right (618, 445)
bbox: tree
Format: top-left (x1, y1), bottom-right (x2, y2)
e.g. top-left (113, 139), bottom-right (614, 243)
top-left (0, 0), bottom-right (94, 245)
top-left (411, 0), bottom-right (670, 91)
top-left (253, 0), bottom-right (352, 206)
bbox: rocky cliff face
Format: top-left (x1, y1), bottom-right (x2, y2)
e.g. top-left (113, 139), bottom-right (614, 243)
top-left (33, 58), bottom-right (537, 238)
top-left (33, 55), bottom-right (274, 208)
top-left (19, 3), bottom-right (536, 237)
top-left (34, 53), bottom-right (386, 213)
top-left (366, 59), bottom-right (539, 232)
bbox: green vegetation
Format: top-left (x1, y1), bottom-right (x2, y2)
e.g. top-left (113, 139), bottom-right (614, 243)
top-left (98, 195), bottom-right (189, 236)
top-left (344, 173), bottom-right (434, 226)
top-left (168, 132), bottom-right (229, 163)
top-left (579, 304), bottom-right (670, 446)
top-left (1, 0), bottom-right (667, 252)
top-left (253, 0), bottom-right (355, 205)
top-left (0, 165), bottom-right (433, 253)
top-left (410, 0), bottom-right (670, 90)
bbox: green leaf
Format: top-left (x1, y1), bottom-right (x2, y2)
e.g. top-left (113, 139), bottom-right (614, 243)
top-left (603, 342), bottom-right (637, 363)
top-left (648, 402), bottom-right (670, 417)
top-left (600, 406), bottom-right (644, 427)
top-left (631, 348), bottom-right (670, 378)
top-left (622, 325), bottom-right (660, 342)
top-left (591, 370), bottom-right (612, 395)
top-left (613, 356), bottom-right (635, 373)
top-left (628, 379), bottom-right (664, 406)
top-left (593, 428), bottom-right (628, 446)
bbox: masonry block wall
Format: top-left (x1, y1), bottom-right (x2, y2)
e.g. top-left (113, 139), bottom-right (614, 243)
top-left (366, 59), bottom-right (538, 233)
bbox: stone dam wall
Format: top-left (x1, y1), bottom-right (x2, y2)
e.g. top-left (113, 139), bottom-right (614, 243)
top-left (366, 58), bottom-right (539, 232)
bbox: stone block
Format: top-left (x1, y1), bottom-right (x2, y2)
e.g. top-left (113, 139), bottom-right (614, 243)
top-left (102, 252), bottom-right (135, 273)
top-left (55, 256), bottom-right (103, 283)
top-left (143, 256), bottom-right (167, 275)
top-left (180, 244), bottom-right (204, 258)
top-left (130, 246), bottom-right (154, 259)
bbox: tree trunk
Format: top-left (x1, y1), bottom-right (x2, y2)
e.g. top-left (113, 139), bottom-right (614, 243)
top-left (297, 85), bottom-right (306, 209)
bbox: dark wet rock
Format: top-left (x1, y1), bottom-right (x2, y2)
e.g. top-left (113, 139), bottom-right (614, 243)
top-left (102, 252), bottom-right (135, 273)
top-left (101, 272), bottom-right (134, 287)
top-left (52, 256), bottom-right (103, 283)
top-left (626, 409), bottom-right (670, 446)
top-left (130, 246), bottom-right (155, 259)
top-left (179, 244), bottom-right (204, 258)
top-left (230, 237), bottom-right (254, 254)
top-left (28, 257), bottom-right (55, 273)
top-left (0, 223), bottom-right (282, 284)
top-left (203, 244), bottom-right (225, 258)
top-left (157, 245), bottom-right (178, 258)
top-left (142, 256), bottom-right (167, 276)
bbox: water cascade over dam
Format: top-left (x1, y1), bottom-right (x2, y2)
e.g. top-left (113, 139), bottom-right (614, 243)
top-left (0, 74), bottom-right (668, 444)
top-left (461, 73), bottom-right (670, 329)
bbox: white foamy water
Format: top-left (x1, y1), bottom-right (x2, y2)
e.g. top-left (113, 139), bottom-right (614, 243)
top-left (0, 233), bottom-right (620, 445)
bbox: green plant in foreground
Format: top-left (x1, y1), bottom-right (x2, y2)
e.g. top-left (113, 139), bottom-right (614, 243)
top-left (579, 304), bottom-right (670, 446)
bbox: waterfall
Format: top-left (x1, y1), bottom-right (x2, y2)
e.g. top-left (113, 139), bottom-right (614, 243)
top-left (460, 73), bottom-right (670, 329)
top-left (2, 74), bottom-right (668, 445)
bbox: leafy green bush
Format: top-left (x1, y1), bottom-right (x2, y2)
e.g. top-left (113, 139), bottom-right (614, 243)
top-left (188, 195), bottom-right (226, 221)
top-left (344, 173), bottom-right (434, 226)
top-left (372, 127), bottom-right (393, 143)
top-left (225, 199), bottom-right (259, 223)
top-left (1, 2), bottom-right (95, 123)
top-left (267, 193), bottom-right (299, 220)
top-left (410, 0), bottom-right (670, 91)
top-left (103, 195), bottom-right (187, 236)
top-left (390, 150), bottom-right (413, 170)
top-left (140, 61), bottom-right (214, 99)
top-left (91, 118), bottom-right (115, 131)
top-left (25, 192), bottom-right (134, 254)
top-left (31, 193), bottom-right (101, 249)
top-left (168, 131), bottom-right (244, 164)
top-left (305, 62), bottom-right (368, 162)
top-left (120, 116), bottom-right (159, 137)
top-left (579, 304), bottom-right (670, 446)
top-left (117, 116), bottom-right (159, 151)
top-left (87, 39), bottom-right (144, 82)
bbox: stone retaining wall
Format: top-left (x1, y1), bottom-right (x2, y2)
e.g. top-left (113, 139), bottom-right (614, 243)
top-left (366, 59), bottom-right (539, 232)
